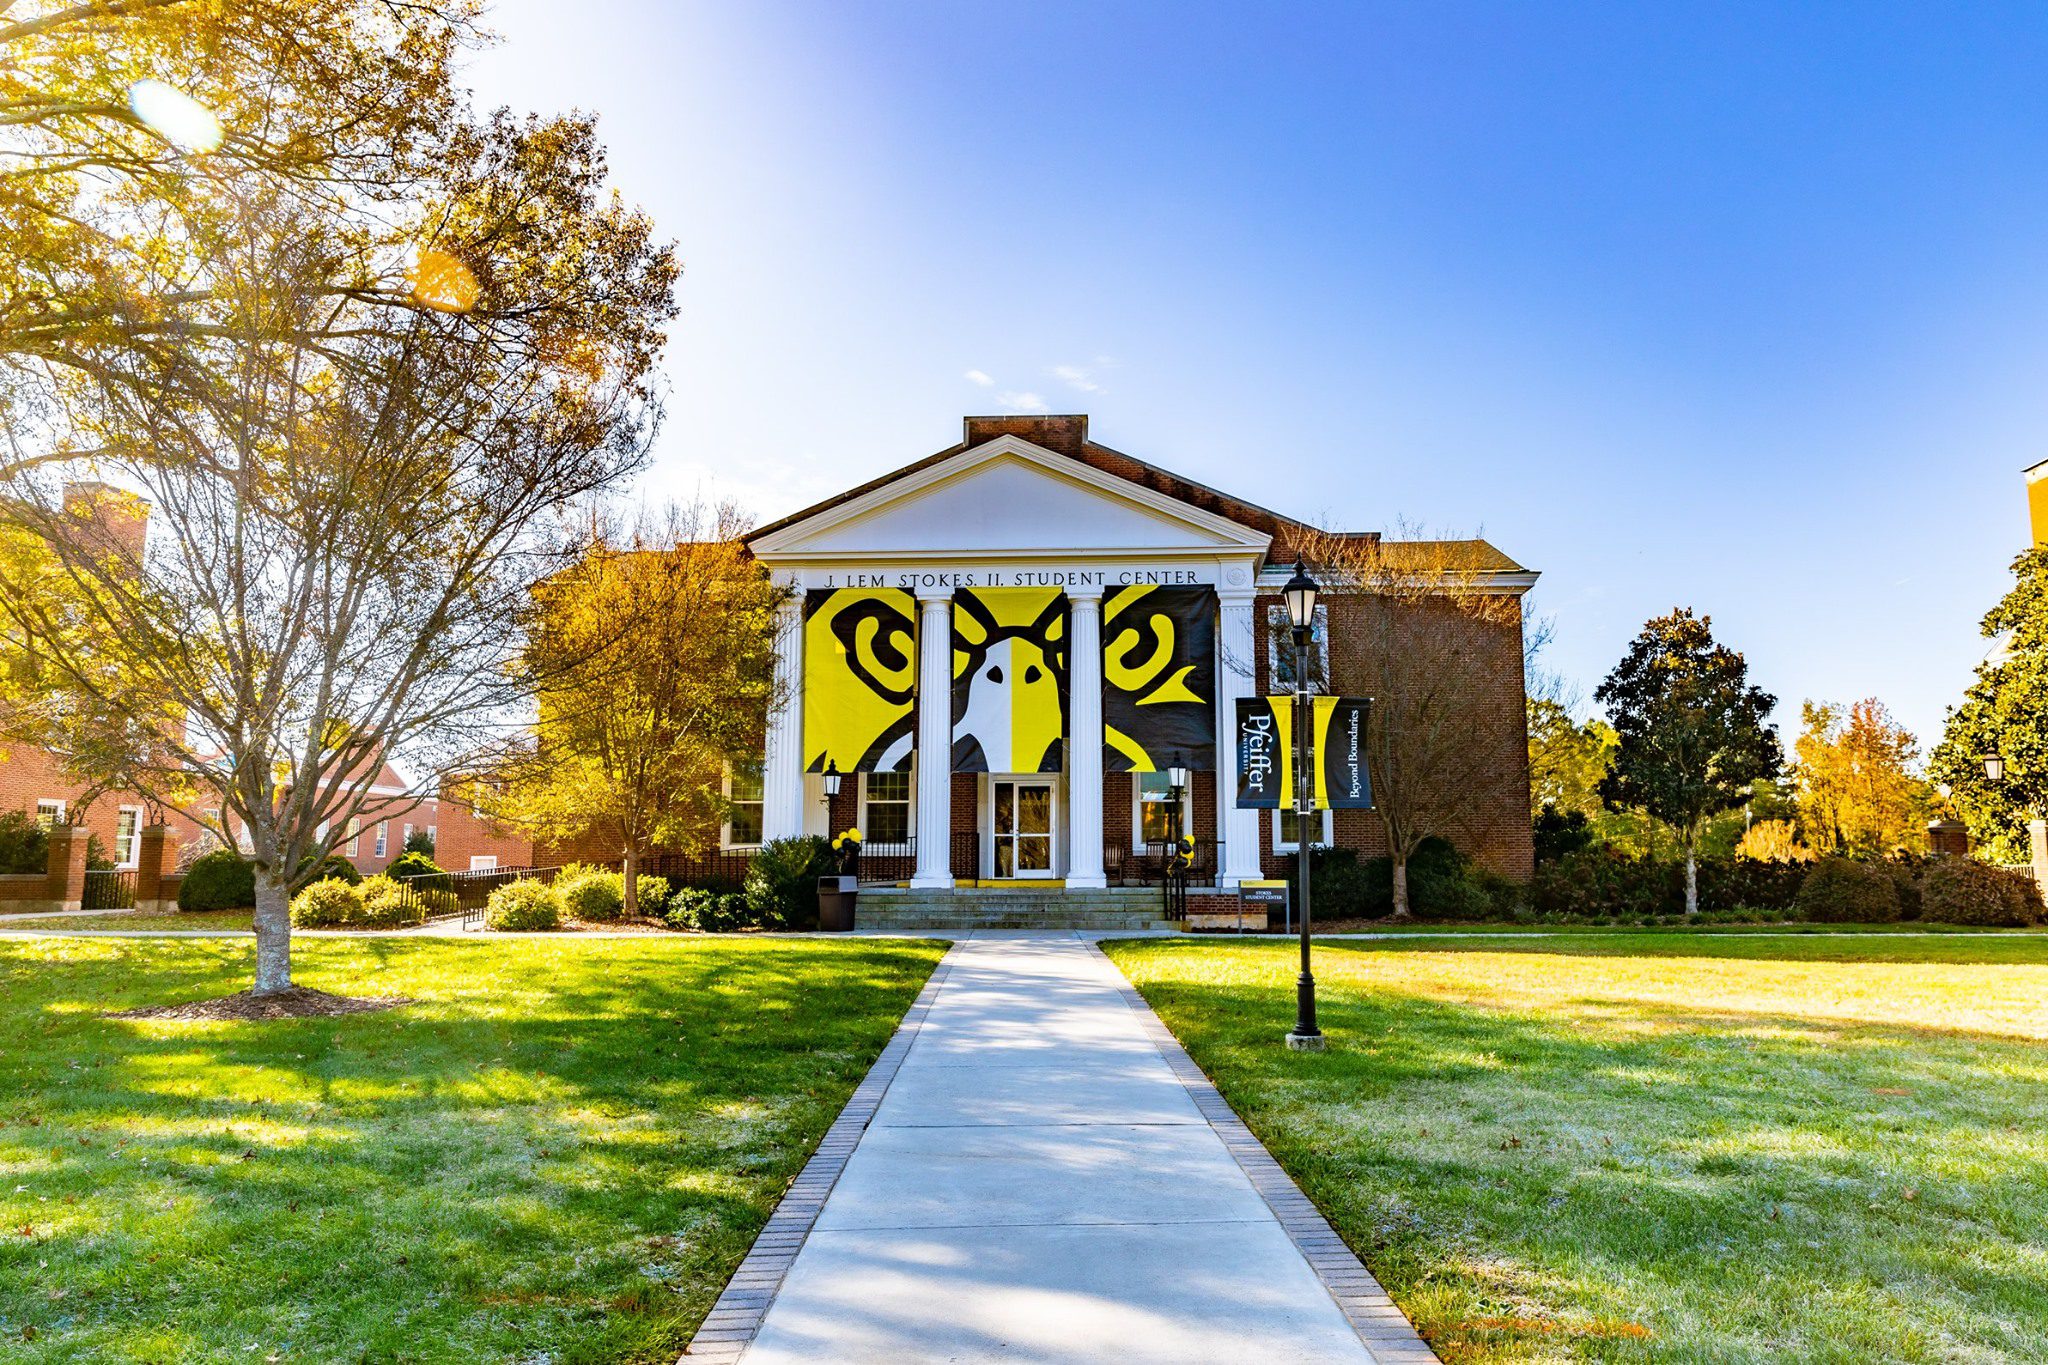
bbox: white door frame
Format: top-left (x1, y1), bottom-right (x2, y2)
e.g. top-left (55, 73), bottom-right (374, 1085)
top-left (982, 774), bottom-right (1063, 879)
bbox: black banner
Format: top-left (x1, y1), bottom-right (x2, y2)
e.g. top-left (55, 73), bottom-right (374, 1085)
top-left (1103, 585), bottom-right (1216, 772)
top-left (1234, 696), bottom-right (1372, 809)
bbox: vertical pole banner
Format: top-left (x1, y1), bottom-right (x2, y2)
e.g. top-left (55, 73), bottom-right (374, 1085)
top-left (1236, 696), bottom-right (1372, 809)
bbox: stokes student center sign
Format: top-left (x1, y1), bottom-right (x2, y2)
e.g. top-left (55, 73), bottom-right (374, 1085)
top-left (739, 414), bottom-right (1538, 898)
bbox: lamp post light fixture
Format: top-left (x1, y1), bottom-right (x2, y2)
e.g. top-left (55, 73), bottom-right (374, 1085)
top-left (1983, 753), bottom-right (2007, 784)
top-left (821, 758), bottom-right (843, 810)
top-left (1281, 563), bottom-right (1325, 1052)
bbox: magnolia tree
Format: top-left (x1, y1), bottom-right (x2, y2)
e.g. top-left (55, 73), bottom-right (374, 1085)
top-left (1932, 547), bottom-right (2048, 864)
top-left (486, 503), bottom-right (787, 917)
top-left (0, 3), bottom-right (675, 996)
top-left (1293, 529), bottom-right (1536, 919)
top-left (1596, 609), bottom-right (1781, 915)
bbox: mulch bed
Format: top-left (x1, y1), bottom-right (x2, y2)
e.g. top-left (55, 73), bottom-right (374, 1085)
top-left (108, 986), bottom-right (414, 1021)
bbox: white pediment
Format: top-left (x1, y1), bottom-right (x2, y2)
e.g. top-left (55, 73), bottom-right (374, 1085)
top-left (749, 435), bottom-right (1271, 561)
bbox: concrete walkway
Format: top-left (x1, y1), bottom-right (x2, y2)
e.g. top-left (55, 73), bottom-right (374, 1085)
top-left (711, 934), bottom-right (1433, 1364)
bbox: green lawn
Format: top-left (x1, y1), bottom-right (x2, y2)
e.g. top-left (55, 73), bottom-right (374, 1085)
top-left (0, 910), bottom-right (255, 932)
top-left (1104, 933), bottom-right (2048, 1364)
top-left (0, 934), bottom-right (944, 1362)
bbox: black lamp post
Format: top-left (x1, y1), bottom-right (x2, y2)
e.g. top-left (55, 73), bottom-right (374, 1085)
top-left (1282, 563), bottom-right (1324, 1051)
top-left (821, 758), bottom-right (843, 817)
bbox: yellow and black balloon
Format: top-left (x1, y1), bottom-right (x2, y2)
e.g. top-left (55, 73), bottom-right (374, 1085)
top-left (803, 588), bottom-right (917, 773)
top-left (950, 587), bottom-right (1069, 773)
top-left (1103, 585), bottom-right (1216, 772)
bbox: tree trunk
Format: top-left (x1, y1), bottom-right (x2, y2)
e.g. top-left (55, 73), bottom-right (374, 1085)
top-left (1684, 836), bottom-right (1700, 917)
top-left (252, 866), bottom-right (294, 995)
top-left (1390, 854), bottom-right (1413, 920)
top-left (623, 845), bottom-right (638, 919)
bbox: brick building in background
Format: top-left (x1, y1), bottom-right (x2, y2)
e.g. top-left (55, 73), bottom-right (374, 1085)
top-left (1, 484), bottom-right (532, 879)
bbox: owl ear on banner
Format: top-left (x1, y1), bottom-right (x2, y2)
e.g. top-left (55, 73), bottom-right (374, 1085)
top-left (1102, 585), bottom-right (1217, 772)
top-left (803, 588), bottom-right (917, 773)
top-left (951, 587), bottom-right (1069, 772)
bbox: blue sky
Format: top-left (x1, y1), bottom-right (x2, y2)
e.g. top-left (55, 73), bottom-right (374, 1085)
top-left (467, 1), bottom-right (2048, 747)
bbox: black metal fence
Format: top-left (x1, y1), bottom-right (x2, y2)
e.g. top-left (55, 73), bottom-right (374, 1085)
top-left (1107, 841), bottom-right (1224, 889)
top-left (386, 865), bottom-right (562, 931)
top-left (82, 868), bottom-right (137, 910)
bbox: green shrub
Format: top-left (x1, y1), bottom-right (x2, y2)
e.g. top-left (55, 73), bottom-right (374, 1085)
top-left (1882, 856), bottom-right (1928, 920)
top-left (179, 849), bottom-right (257, 911)
top-left (295, 852), bottom-right (361, 887)
top-left (290, 878), bottom-right (365, 927)
top-left (744, 836), bottom-right (833, 929)
top-left (1794, 858), bottom-right (1901, 923)
top-left (630, 873), bottom-right (672, 922)
top-left (85, 833), bottom-right (114, 872)
top-left (0, 810), bottom-right (48, 875)
top-left (557, 865), bottom-right (625, 922)
top-left (402, 827), bottom-right (435, 857)
top-left (664, 885), bottom-right (758, 932)
top-left (386, 850), bottom-right (444, 882)
top-left (485, 878), bottom-right (561, 931)
top-left (1921, 858), bottom-right (2045, 927)
top-left (357, 874), bottom-right (428, 928)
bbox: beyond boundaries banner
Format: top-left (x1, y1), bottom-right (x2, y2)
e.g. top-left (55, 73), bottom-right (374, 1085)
top-left (1234, 696), bottom-right (1372, 809)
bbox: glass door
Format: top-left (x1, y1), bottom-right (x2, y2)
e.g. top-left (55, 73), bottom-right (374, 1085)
top-left (993, 779), bottom-right (1057, 878)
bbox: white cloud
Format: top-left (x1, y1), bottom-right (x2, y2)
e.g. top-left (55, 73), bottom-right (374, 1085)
top-left (963, 369), bottom-right (995, 386)
top-left (1052, 363), bottom-right (1103, 394)
top-left (996, 390), bottom-right (1049, 414)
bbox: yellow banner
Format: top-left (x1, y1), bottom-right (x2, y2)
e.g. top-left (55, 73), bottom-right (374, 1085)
top-left (803, 588), bottom-right (917, 772)
top-left (951, 587), bottom-right (1069, 772)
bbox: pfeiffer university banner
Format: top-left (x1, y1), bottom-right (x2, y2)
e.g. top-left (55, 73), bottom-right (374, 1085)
top-left (1234, 697), bottom-right (1372, 810)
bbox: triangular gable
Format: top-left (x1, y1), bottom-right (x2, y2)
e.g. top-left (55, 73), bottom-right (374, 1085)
top-left (748, 435), bottom-right (1272, 559)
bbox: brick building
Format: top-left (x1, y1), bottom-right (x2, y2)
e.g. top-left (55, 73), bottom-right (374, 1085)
top-left (737, 415), bottom-right (1536, 916)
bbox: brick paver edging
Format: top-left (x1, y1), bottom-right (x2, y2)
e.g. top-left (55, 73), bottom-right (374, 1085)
top-left (1089, 941), bottom-right (1441, 1365)
top-left (680, 943), bottom-right (961, 1364)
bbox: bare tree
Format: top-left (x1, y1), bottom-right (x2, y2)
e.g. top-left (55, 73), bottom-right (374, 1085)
top-left (1294, 526), bottom-right (1535, 918)
top-left (0, 107), bottom-right (674, 995)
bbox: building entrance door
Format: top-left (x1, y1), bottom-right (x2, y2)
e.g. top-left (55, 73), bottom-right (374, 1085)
top-left (992, 778), bottom-right (1057, 878)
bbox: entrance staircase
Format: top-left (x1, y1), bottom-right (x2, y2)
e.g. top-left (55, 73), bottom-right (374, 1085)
top-left (856, 886), bottom-right (1176, 932)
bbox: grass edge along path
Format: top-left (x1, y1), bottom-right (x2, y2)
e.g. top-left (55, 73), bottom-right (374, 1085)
top-left (0, 933), bottom-right (946, 1364)
top-left (1102, 933), bottom-right (2048, 1365)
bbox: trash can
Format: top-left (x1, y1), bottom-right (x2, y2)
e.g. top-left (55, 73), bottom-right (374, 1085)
top-left (817, 875), bottom-right (858, 932)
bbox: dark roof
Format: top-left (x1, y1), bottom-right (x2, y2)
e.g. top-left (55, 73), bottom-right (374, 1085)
top-left (744, 415), bottom-right (1526, 574)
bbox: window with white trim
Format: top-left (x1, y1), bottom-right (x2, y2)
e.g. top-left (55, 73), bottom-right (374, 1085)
top-left (469, 855), bottom-right (498, 871)
top-left (1133, 772), bottom-right (1193, 850)
top-left (426, 824), bottom-right (436, 848)
top-left (345, 817), bottom-right (361, 857)
top-left (861, 769), bottom-right (912, 845)
top-left (1270, 807), bottom-right (1333, 853)
top-left (35, 799), bottom-right (65, 828)
top-left (114, 806), bottom-right (143, 867)
top-left (723, 761), bottom-right (764, 849)
top-left (374, 821), bottom-right (388, 858)
top-left (1266, 604), bottom-right (1330, 694)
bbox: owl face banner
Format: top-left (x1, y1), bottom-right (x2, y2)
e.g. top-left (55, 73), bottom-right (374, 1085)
top-left (951, 587), bottom-right (1069, 773)
top-left (803, 588), bottom-right (917, 773)
top-left (1102, 585), bottom-right (1216, 772)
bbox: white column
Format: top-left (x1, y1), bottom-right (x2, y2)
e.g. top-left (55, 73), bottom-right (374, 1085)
top-left (761, 594), bottom-right (806, 843)
top-left (1066, 589), bottom-right (1107, 888)
top-left (1216, 584), bottom-right (1264, 887)
top-left (910, 590), bottom-right (954, 888)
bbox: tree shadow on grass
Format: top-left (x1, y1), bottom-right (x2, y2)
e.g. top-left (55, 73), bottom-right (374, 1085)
top-left (0, 935), bottom-right (943, 1363)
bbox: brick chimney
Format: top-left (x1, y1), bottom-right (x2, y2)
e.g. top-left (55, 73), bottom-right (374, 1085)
top-left (963, 414), bottom-right (1090, 458)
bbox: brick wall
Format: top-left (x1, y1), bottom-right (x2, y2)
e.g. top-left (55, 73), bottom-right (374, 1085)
top-left (1249, 590), bottom-right (1533, 881)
